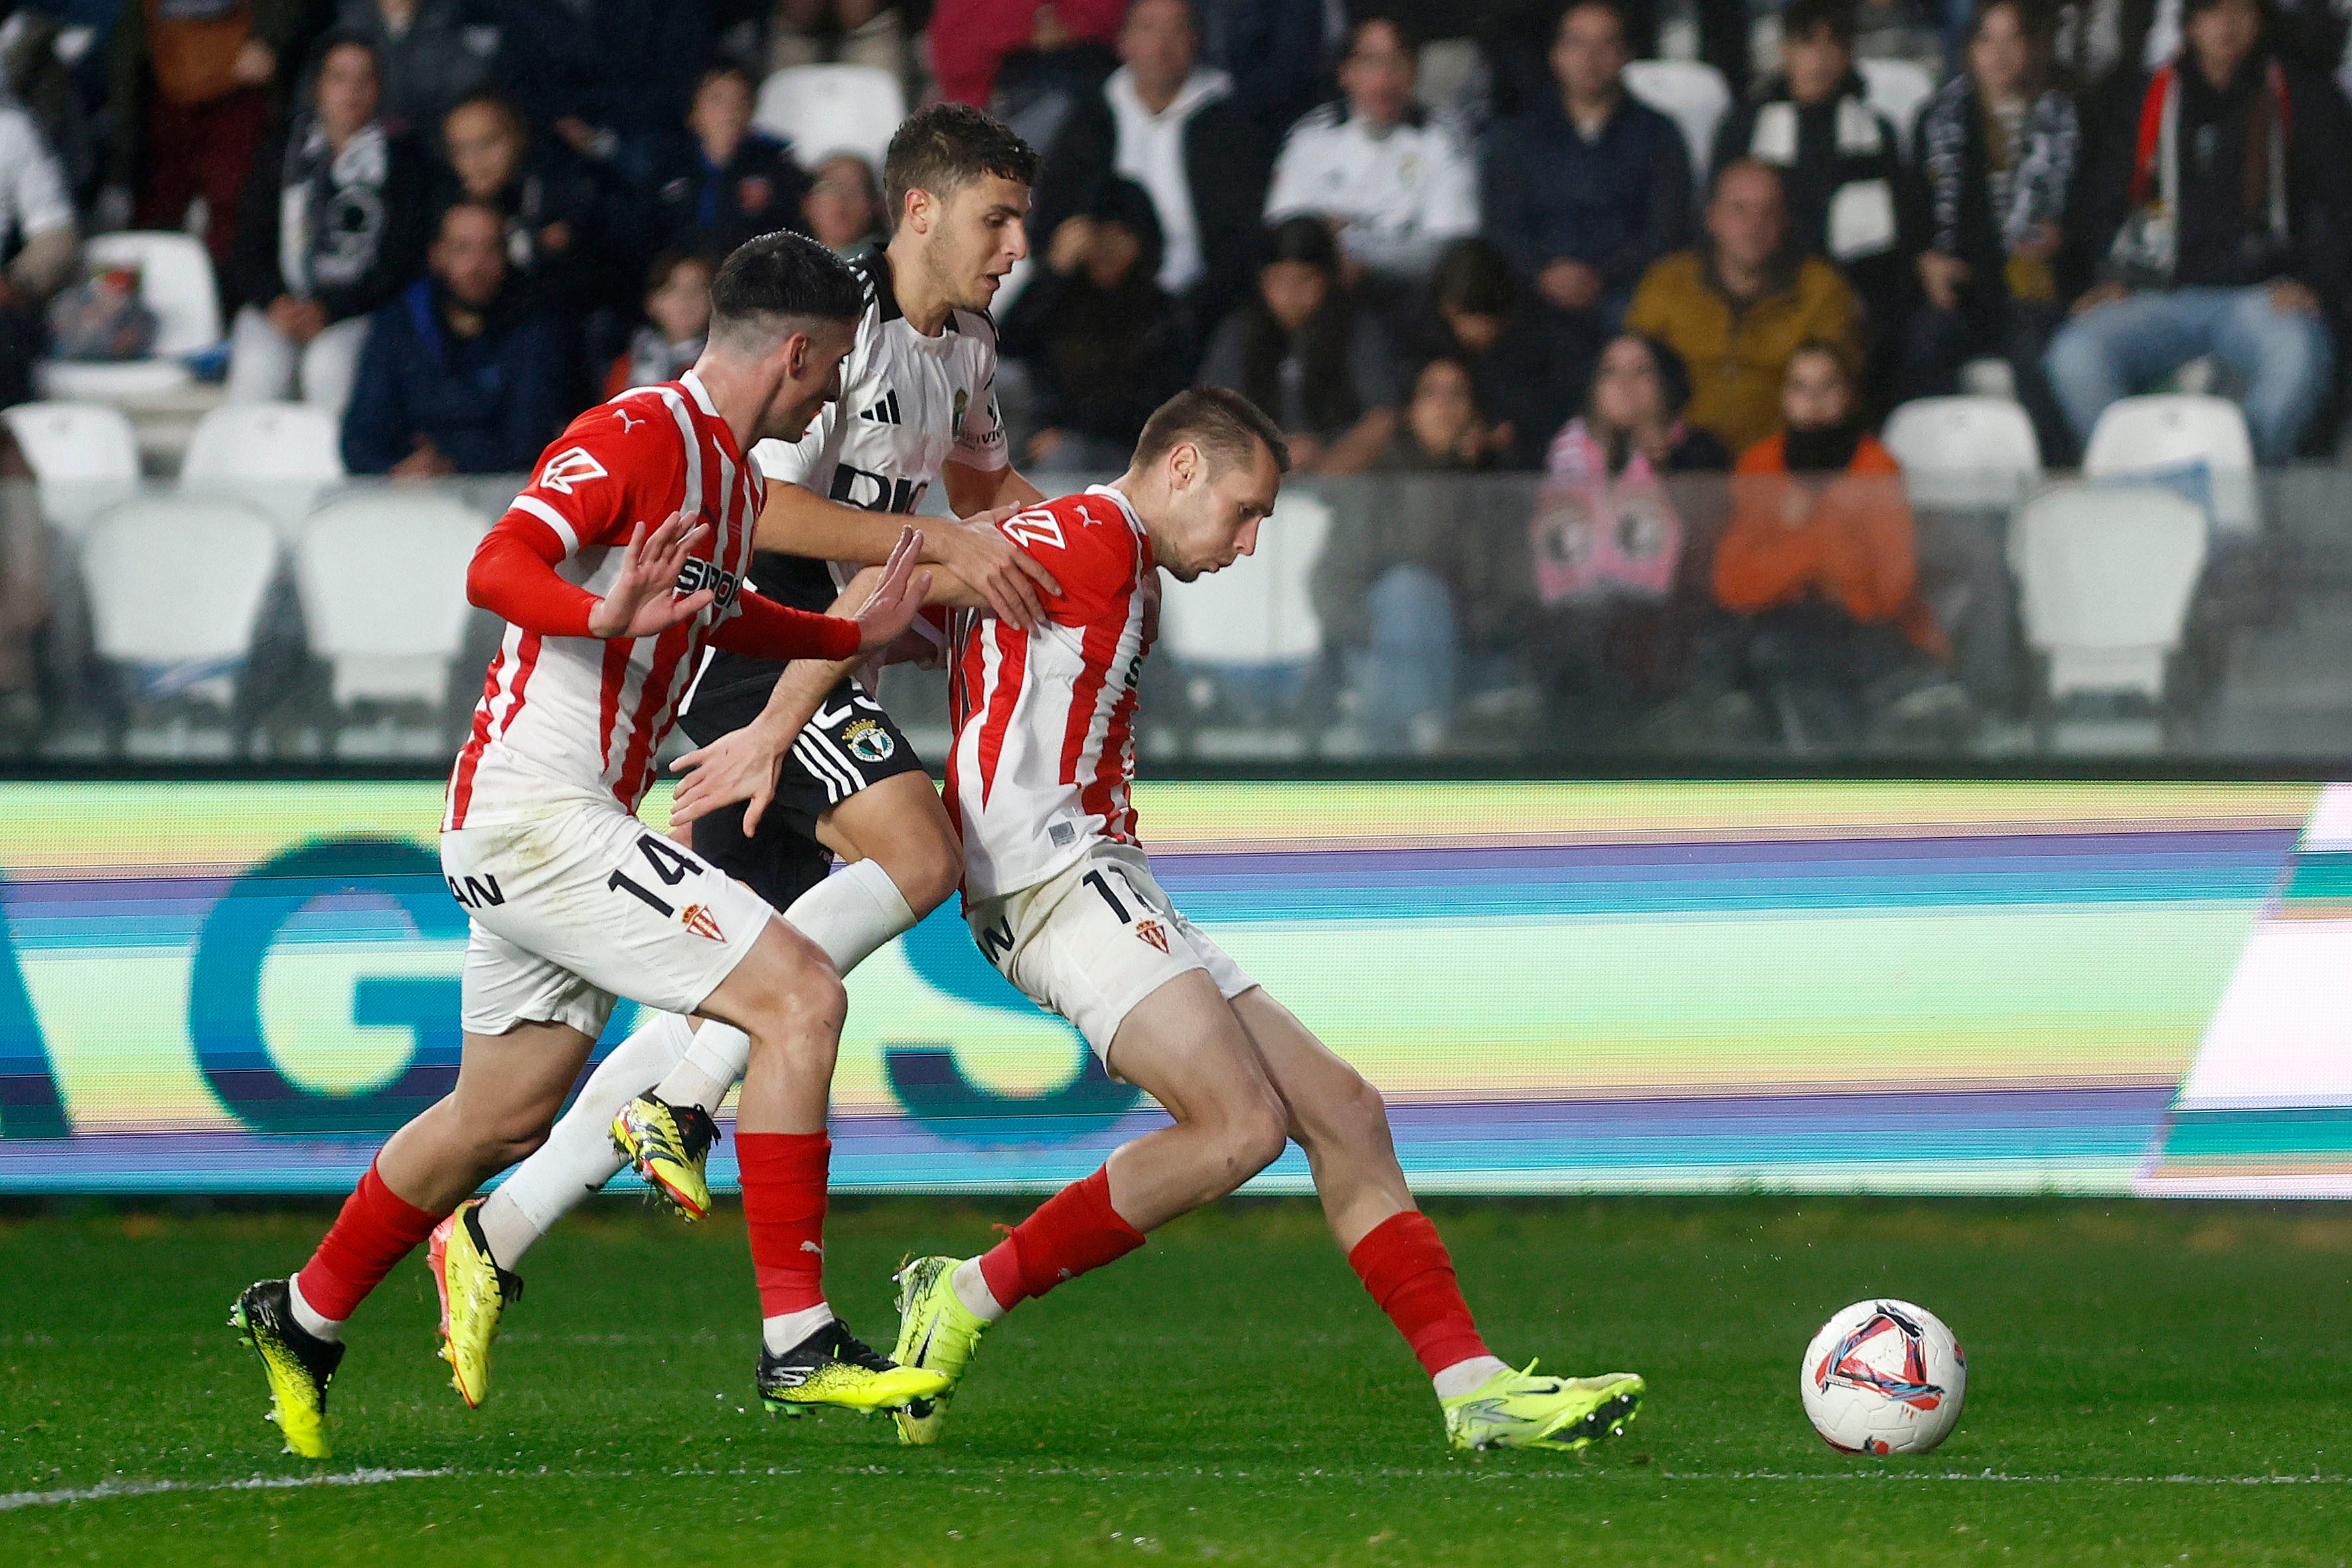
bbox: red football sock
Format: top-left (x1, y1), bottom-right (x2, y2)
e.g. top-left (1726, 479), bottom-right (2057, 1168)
top-left (295, 1161), bottom-right (447, 1324)
top-left (738, 1131), bottom-right (830, 1316)
top-left (977, 1164), bottom-right (1144, 1311)
top-left (1347, 1210), bottom-right (1492, 1378)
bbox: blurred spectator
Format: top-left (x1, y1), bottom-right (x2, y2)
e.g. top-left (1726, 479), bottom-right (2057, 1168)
top-left (765, 0), bottom-right (907, 74)
top-left (1715, 340), bottom-right (1960, 748)
top-left (2045, 0), bottom-right (2352, 463)
top-left (342, 199), bottom-right (564, 475)
top-left (331, 0), bottom-right (497, 137)
top-left (803, 150), bottom-right (884, 256)
top-left (1194, 0), bottom-right (1343, 141)
top-left (490, 0), bottom-right (708, 188)
top-left (999, 176), bottom-right (1190, 472)
top-left (2053, 0), bottom-right (2163, 105)
top-left (1901, 0), bottom-right (2079, 457)
top-left (438, 91), bottom-right (617, 320)
top-left (603, 246), bottom-right (710, 397)
top-left (3, 6), bottom-right (96, 204)
top-left (1199, 216), bottom-right (1399, 473)
top-left (108, 0), bottom-right (306, 268)
top-left (1263, 14), bottom-right (1478, 292)
top-left (0, 102), bottom-right (79, 409)
top-left (1710, 0), bottom-right (1907, 349)
top-left (932, 0), bottom-right (1124, 108)
top-left (1313, 354), bottom-right (1531, 755)
top-left (1405, 236), bottom-right (1585, 469)
top-left (1527, 333), bottom-right (1730, 744)
top-left (1627, 159), bottom-right (1863, 455)
top-left (0, 426), bottom-right (44, 750)
top-left (649, 64), bottom-right (811, 255)
top-left (1097, 0), bottom-right (1275, 335)
top-left (1483, 0), bottom-right (1691, 343)
top-left (228, 35), bottom-right (431, 418)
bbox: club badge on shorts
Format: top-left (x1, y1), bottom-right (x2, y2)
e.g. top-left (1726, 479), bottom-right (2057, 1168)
top-left (680, 903), bottom-right (724, 942)
top-left (842, 717), bottom-right (897, 764)
top-left (1135, 917), bottom-right (1170, 953)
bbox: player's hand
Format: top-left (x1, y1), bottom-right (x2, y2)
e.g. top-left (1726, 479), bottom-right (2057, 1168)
top-left (668, 726), bottom-right (786, 834)
top-left (852, 526), bottom-right (934, 652)
top-left (588, 509), bottom-right (714, 639)
top-left (933, 507), bottom-right (1061, 629)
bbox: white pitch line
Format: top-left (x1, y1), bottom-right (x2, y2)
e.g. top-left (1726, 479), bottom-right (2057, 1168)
top-left (0, 1467), bottom-right (450, 1514)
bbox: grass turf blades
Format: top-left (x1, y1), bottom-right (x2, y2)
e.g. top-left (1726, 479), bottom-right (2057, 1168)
top-left (3, 1198), bottom-right (2345, 1565)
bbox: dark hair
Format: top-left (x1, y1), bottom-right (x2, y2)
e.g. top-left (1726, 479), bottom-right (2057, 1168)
top-left (1412, 354), bottom-right (1485, 418)
top-left (1709, 154), bottom-right (1786, 202)
top-left (2183, 0), bottom-right (2269, 27)
top-left (1237, 218), bottom-right (1358, 435)
top-left (645, 246), bottom-right (716, 298)
top-left (308, 29), bottom-right (381, 92)
top-left (696, 62), bottom-right (757, 99)
top-left (709, 230), bottom-right (865, 348)
top-left (1600, 333), bottom-right (1693, 418)
top-left (1966, 0), bottom-right (2055, 45)
top-left (435, 197), bottom-right (508, 246)
top-left (882, 103), bottom-right (1041, 233)
top-left (1430, 238), bottom-right (1520, 318)
top-left (1780, 0), bottom-right (1857, 48)
top-left (1135, 387), bottom-right (1291, 476)
top-left (1554, 0), bottom-right (1631, 45)
top-left (444, 89), bottom-right (525, 139)
top-left (1090, 177), bottom-right (1166, 281)
top-left (1348, 11), bottom-right (1422, 55)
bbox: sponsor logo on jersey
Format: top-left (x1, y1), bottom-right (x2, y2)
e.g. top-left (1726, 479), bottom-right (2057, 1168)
top-left (841, 717), bottom-right (897, 763)
top-left (680, 903), bottom-right (724, 942)
top-left (828, 463), bottom-right (928, 514)
top-left (859, 390), bottom-right (903, 424)
top-left (1135, 917), bottom-right (1170, 953)
top-left (674, 554), bottom-right (742, 612)
top-left (1001, 508), bottom-right (1065, 551)
top-left (952, 389), bottom-right (969, 432)
top-left (537, 445), bottom-right (609, 494)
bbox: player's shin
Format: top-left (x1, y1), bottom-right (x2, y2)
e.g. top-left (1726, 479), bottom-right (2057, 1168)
top-left (297, 1160), bottom-right (451, 1331)
top-left (1347, 1210), bottom-right (1506, 1396)
top-left (781, 857), bottom-right (919, 975)
top-left (969, 1164), bottom-right (1146, 1318)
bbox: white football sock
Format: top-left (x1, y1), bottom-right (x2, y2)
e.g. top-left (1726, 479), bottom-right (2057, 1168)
top-left (761, 1301), bottom-right (837, 1354)
top-left (949, 1257), bottom-right (1008, 1323)
top-left (287, 1275), bottom-right (343, 1343)
top-left (1431, 1354), bottom-right (1514, 1401)
top-left (785, 858), bottom-right (917, 974)
top-left (476, 1012), bottom-right (697, 1267)
top-left (653, 1020), bottom-right (749, 1112)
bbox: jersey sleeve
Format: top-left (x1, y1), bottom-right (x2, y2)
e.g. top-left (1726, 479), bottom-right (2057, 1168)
top-left (951, 320), bottom-right (1010, 473)
top-left (994, 497), bottom-right (1139, 627)
top-left (501, 396), bottom-right (683, 558)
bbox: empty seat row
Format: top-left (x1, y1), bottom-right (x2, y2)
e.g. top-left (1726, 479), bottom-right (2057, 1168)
top-left (7, 399), bottom-right (347, 534)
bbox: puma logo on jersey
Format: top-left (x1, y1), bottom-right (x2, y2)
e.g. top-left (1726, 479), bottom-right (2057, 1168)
top-left (538, 446), bottom-right (609, 493)
top-left (614, 408), bottom-right (645, 433)
top-left (1000, 509), bottom-right (1065, 552)
top-left (859, 391), bottom-right (903, 424)
top-left (674, 554), bottom-right (742, 611)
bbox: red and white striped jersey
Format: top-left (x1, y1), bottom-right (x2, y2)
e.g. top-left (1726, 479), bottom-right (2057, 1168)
top-left (447, 372), bottom-right (763, 830)
top-left (947, 485), bottom-right (1157, 901)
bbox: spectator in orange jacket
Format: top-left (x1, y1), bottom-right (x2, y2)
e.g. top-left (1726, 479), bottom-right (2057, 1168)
top-left (1713, 340), bottom-right (1970, 748)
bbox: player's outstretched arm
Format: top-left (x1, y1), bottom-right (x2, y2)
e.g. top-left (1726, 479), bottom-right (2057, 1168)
top-left (670, 529), bottom-right (933, 834)
top-left (586, 510), bottom-right (715, 639)
top-left (758, 473), bottom-right (1061, 629)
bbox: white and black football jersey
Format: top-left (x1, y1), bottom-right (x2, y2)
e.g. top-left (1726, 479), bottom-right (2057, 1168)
top-left (694, 250), bottom-right (1008, 710)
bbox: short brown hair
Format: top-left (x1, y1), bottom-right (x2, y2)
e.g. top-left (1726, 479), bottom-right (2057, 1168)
top-left (882, 103), bottom-right (1040, 233)
top-left (1134, 387), bottom-right (1291, 477)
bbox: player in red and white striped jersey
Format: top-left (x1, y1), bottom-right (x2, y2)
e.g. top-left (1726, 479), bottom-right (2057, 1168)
top-left (228, 234), bottom-right (948, 1461)
top-left (674, 387), bottom-right (1645, 1455)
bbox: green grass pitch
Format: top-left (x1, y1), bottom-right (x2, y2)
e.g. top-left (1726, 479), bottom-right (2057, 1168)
top-left (3, 1197), bottom-right (2347, 1565)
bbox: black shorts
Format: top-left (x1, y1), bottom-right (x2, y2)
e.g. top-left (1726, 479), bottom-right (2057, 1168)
top-left (674, 674), bottom-right (928, 913)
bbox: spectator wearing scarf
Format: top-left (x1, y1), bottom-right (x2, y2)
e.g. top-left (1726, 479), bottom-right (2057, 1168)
top-left (227, 34), bottom-right (431, 417)
top-left (2045, 0), bottom-right (2352, 462)
top-left (1901, 0), bottom-right (2081, 458)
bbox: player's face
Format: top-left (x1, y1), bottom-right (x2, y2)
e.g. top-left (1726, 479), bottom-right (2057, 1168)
top-left (922, 175), bottom-right (1032, 312)
top-left (1157, 442), bottom-right (1281, 582)
top-left (765, 320), bottom-right (857, 443)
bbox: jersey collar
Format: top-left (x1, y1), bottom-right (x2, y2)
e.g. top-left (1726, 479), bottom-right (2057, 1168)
top-left (680, 368), bottom-right (720, 418)
top-left (1085, 483), bottom-right (1155, 567)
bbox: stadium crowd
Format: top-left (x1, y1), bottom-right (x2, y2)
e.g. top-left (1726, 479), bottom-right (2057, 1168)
top-left (0, 0), bottom-right (2346, 755)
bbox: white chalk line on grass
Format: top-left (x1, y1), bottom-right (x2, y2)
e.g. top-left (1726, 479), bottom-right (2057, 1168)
top-left (0, 1467), bottom-right (449, 1514)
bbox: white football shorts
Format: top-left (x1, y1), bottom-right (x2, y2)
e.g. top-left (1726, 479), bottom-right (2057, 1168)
top-left (965, 841), bottom-right (1255, 1071)
top-left (440, 801), bottom-right (777, 1038)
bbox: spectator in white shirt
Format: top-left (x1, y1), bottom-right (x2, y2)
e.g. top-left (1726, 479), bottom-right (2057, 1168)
top-left (0, 104), bottom-right (76, 409)
top-left (1263, 14), bottom-right (1478, 291)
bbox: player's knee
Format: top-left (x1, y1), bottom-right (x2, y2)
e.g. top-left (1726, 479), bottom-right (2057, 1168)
top-left (1219, 1095), bottom-right (1290, 1184)
top-left (743, 957), bottom-right (848, 1063)
top-left (476, 1110), bottom-right (556, 1169)
top-left (883, 832), bottom-right (962, 917)
top-left (1332, 1069), bottom-right (1389, 1143)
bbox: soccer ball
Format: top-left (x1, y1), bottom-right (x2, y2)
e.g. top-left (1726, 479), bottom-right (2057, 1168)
top-left (1799, 1298), bottom-right (1967, 1455)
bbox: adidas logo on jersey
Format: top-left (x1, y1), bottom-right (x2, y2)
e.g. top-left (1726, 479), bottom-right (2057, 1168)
top-left (859, 391), bottom-right (903, 425)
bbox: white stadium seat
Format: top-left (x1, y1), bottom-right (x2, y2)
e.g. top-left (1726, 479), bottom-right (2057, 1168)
top-left (1157, 491), bottom-right (1331, 672)
top-left (755, 64), bottom-right (906, 172)
top-left (35, 232), bottom-right (224, 402)
top-left (1859, 58), bottom-right (1936, 153)
top-left (2009, 481), bottom-right (2208, 702)
top-left (1623, 60), bottom-right (1730, 185)
top-left (181, 402), bottom-right (347, 534)
top-left (3, 401), bottom-right (141, 536)
top-left (82, 495), bottom-right (277, 710)
top-left (1881, 396), bottom-right (2043, 511)
top-left (2082, 393), bottom-right (2259, 535)
top-left (295, 490), bottom-right (485, 712)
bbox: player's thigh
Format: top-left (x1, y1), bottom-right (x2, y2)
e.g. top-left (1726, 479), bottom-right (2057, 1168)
top-left (449, 1018), bottom-right (599, 1138)
top-left (815, 767), bottom-right (961, 902)
top-left (694, 911), bottom-right (844, 1046)
top-left (1228, 987), bottom-right (1394, 1152)
top-left (1103, 969), bottom-right (1285, 1130)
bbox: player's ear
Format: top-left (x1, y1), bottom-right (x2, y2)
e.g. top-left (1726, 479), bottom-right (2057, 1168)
top-left (1169, 441), bottom-right (1198, 493)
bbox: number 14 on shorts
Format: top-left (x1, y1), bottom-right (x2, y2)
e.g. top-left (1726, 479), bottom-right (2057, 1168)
top-left (609, 834), bottom-right (722, 939)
